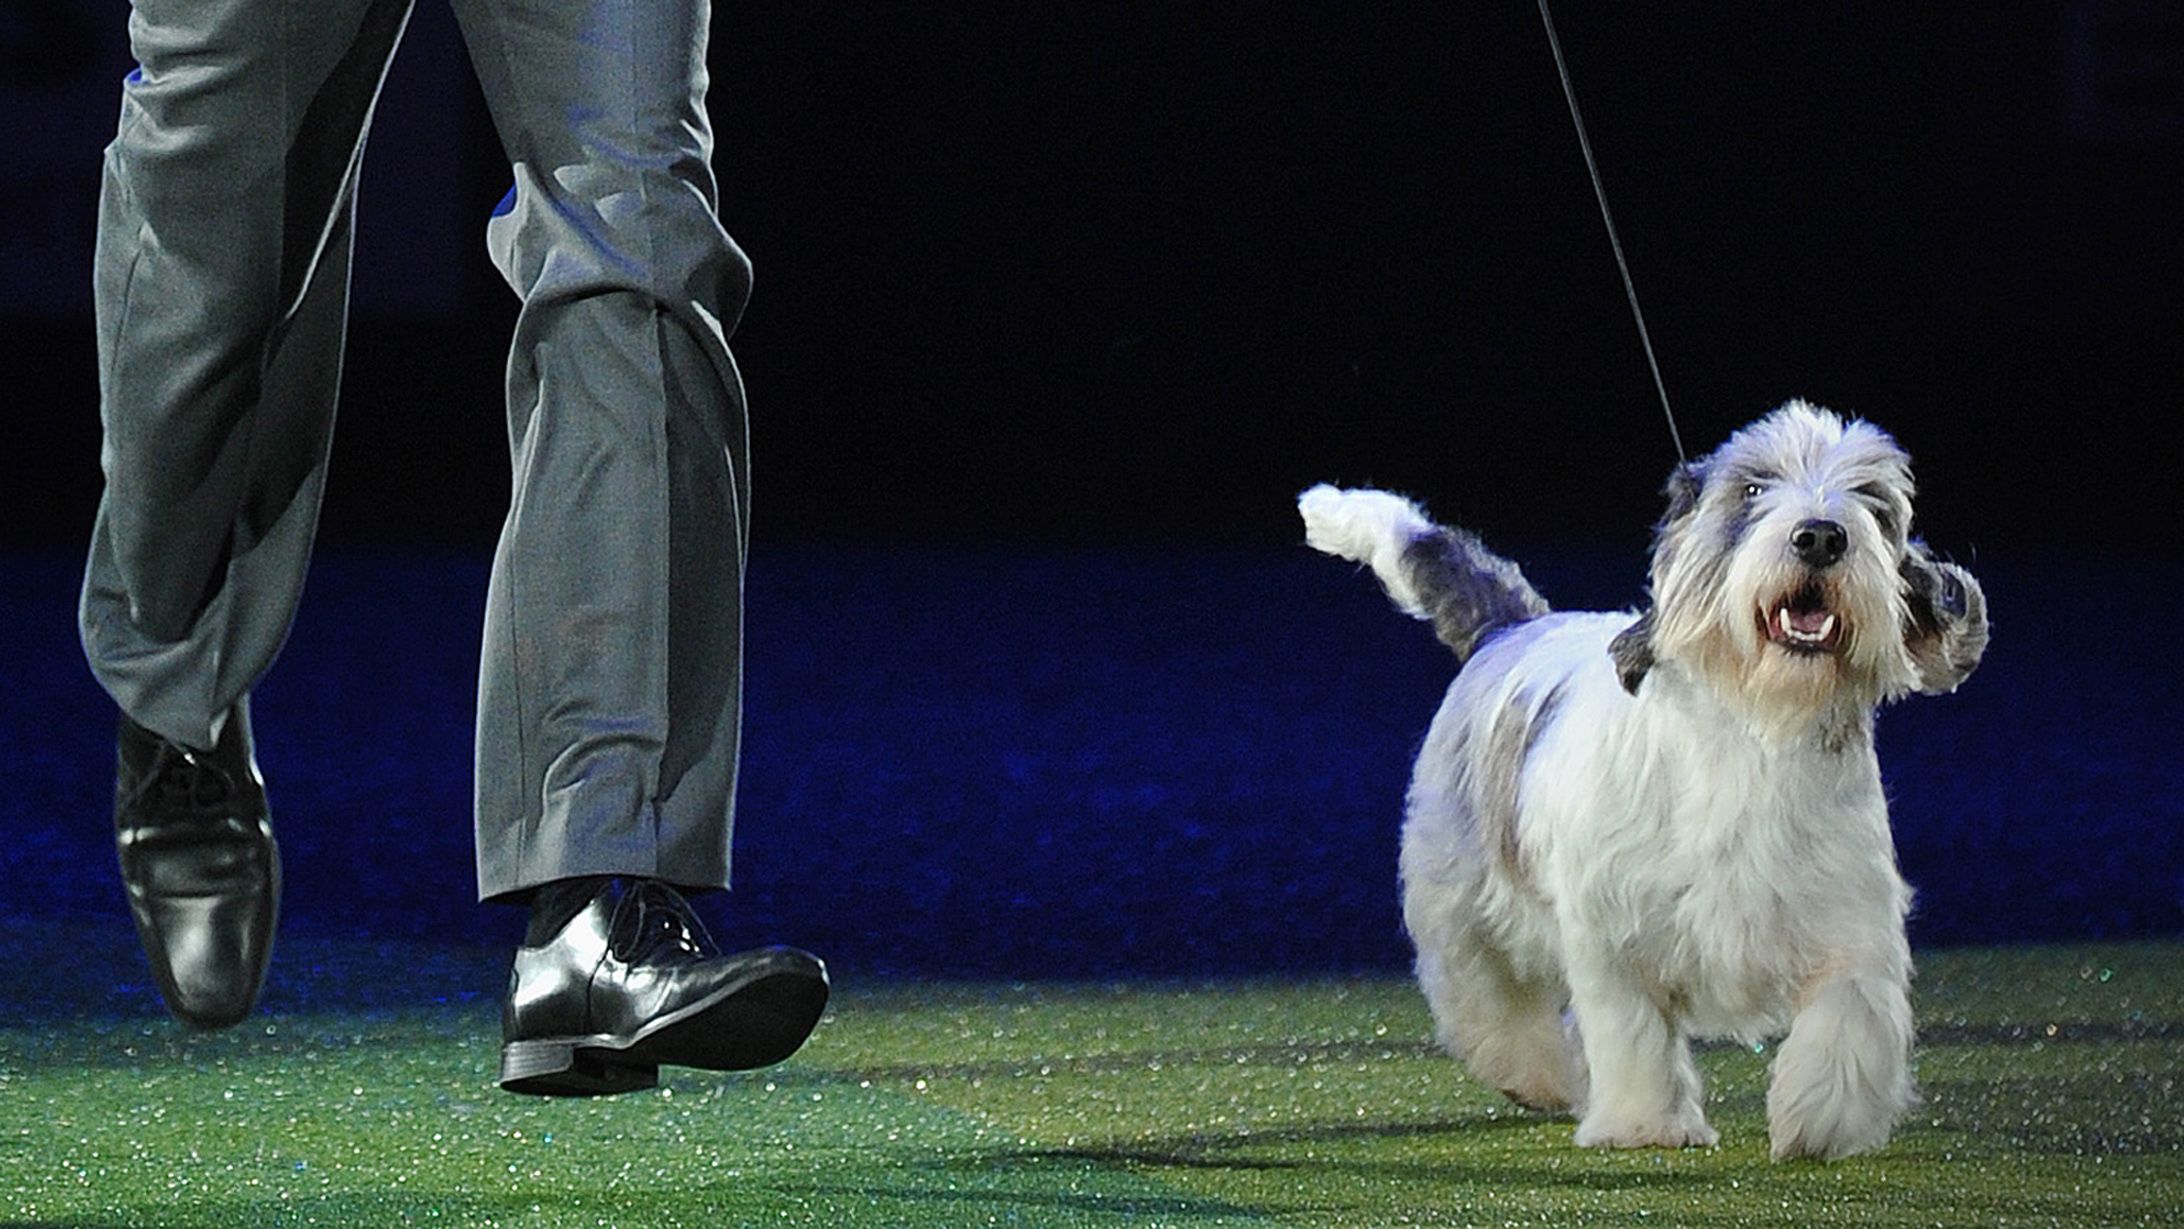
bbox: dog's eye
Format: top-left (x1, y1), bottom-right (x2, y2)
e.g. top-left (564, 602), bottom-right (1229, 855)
top-left (1742, 482), bottom-right (1764, 501)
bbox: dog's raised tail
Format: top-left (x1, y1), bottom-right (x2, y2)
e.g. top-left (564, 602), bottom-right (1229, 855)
top-left (1298, 485), bottom-right (1549, 664)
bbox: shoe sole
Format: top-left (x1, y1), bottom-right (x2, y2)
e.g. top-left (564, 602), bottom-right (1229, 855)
top-left (499, 952), bottom-right (830, 1097)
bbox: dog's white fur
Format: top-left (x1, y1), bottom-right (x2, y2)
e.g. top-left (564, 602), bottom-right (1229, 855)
top-left (1300, 401), bottom-right (1987, 1160)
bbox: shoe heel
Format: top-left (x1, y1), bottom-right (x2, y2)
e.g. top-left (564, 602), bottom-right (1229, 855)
top-left (500, 1039), bottom-right (658, 1097)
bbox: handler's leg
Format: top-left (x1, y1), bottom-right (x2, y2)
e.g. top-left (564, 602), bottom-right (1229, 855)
top-left (453, 0), bottom-right (752, 901)
top-left (83, 0), bottom-right (413, 749)
top-left (82, 0), bottom-right (413, 1028)
top-left (451, 0), bottom-right (824, 1095)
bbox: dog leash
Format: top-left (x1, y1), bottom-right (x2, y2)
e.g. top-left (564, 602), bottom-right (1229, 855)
top-left (1534, 0), bottom-right (1688, 467)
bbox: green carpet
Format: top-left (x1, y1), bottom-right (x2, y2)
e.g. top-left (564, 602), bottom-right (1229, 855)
top-left (3, 935), bottom-right (2178, 1227)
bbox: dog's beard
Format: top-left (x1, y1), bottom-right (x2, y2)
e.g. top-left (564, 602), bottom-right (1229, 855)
top-left (1653, 529), bottom-right (1911, 736)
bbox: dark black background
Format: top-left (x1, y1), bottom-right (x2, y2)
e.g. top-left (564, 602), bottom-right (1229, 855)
top-left (7, 3), bottom-right (2179, 555)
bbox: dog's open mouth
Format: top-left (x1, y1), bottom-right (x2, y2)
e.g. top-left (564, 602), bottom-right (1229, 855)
top-left (1762, 583), bottom-right (1844, 655)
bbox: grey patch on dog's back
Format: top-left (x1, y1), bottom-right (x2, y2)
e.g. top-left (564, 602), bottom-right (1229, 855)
top-left (1400, 528), bottom-right (1550, 665)
top-left (1470, 681), bottom-right (1564, 894)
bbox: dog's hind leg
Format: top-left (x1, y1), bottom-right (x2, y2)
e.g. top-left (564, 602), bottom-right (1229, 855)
top-left (1411, 908), bottom-right (1584, 1114)
top-left (1767, 948), bottom-right (1915, 1161)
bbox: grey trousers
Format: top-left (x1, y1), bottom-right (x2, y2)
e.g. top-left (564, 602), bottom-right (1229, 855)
top-left (80, 0), bottom-right (752, 901)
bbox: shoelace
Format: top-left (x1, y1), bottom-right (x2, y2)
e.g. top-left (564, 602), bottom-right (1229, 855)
top-left (608, 881), bottom-right (717, 965)
top-left (130, 742), bottom-right (238, 816)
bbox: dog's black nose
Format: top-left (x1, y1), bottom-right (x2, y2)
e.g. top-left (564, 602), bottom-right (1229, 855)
top-left (1791, 519), bottom-right (1849, 569)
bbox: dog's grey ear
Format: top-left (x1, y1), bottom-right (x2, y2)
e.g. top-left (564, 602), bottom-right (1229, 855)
top-left (1900, 541), bottom-right (1989, 694)
top-left (1899, 543), bottom-right (1952, 634)
top-left (1659, 462), bottom-right (1705, 526)
top-left (1618, 464), bottom-right (1698, 694)
top-left (1608, 608), bottom-right (1657, 694)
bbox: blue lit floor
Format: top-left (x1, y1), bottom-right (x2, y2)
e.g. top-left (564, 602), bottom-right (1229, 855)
top-left (4, 543), bottom-right (2178, 988)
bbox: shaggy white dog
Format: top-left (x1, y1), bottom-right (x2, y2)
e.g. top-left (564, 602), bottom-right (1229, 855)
top-left (1300, 401), bottom-right (1988, 1160)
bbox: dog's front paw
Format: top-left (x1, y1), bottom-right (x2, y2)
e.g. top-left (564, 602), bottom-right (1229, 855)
top-left (1767, 1076), bottom-right (1904, 1162)
top-left (1767, 1106), bottom-right (1895, 1162)
top-left (1574, 1109), bottom-right (1719, 1150)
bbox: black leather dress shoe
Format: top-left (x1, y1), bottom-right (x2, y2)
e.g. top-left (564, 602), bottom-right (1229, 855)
top-left (114, 709), bottom-right (280, 1030)
top-left (500, 878), bottom-right (829, 1096)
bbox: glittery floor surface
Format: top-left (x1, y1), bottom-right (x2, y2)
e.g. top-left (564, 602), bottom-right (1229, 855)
top-left (3, 926), bottom-right (2180, 1227)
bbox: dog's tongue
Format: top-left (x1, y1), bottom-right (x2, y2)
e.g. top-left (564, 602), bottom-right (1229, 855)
top-left (1786, 608), bottom-right (1833, 636)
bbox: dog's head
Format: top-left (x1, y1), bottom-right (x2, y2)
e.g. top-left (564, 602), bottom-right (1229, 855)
top-left (1610, 401), bottom-right (1984, 729)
